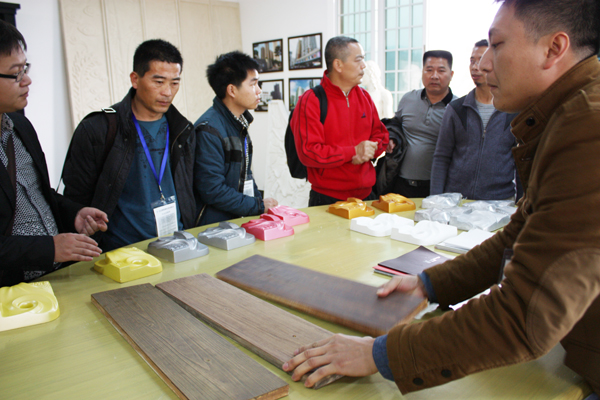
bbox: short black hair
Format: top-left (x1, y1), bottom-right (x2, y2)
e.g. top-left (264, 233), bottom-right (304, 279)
top-left (423, 50), bottom-right (453, 69)
top-left (324, 36), bottom-right (359, 71)
top-left (206, 51), bottom-right (259, 100)
top-left (0, 20), bottom-right (26, 57)
top-left (495, 0), bottom-right (600, 58)
top-left (133, 39), bottom-right (183, 77)
top-left (475, 39), bottom-right (489, 47)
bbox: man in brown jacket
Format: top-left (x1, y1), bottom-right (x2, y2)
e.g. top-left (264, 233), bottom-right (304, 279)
top-left (283, 0), bottom-right (600, 395)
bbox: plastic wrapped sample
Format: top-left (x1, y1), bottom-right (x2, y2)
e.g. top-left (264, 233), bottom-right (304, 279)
top-left (421, 193), bottom-right (463, 209)
top-left (463, 200), bottom-right (517, 216)
top-left (414, 206), bottom-right (468, 224)
top-left (449, 209), bottom-right (511, 231)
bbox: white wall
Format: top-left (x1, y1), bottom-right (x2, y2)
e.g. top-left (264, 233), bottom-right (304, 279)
top-left (236, 0), bottom-right (337, 191)
top-left (426, 0), bottom-right (501, 97)
top-left (15, 0), bottom-right (71, 188)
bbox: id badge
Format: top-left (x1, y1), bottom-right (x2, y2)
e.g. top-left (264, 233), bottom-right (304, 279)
top-left (243, 179), bottom-right (254, 197)
top-left (152, 195), bottom-right (178, 237)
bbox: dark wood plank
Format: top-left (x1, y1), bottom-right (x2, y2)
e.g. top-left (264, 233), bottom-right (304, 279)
top-left (156, 274), bottom-right (343, 389)
top-left (91, 284), bottom-right (288, 400)
top-left (216, 255), bottom-right (427, 337)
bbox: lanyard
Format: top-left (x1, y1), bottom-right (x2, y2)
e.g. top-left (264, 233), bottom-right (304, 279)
top-left (132, 114), bottom-right (169, 201)
top-left (244, 137), bottom-right (249, 181)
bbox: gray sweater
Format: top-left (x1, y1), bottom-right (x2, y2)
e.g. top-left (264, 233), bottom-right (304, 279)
top-left (430, 89), bottom-right (522, 200)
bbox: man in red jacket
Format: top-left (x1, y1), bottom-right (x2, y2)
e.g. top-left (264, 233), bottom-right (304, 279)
top-left (291, 36), bottom-right (388, 206)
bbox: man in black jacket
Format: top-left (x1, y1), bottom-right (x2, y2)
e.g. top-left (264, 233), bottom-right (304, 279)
top-left (0, 21), bottom-right (107, 287)
top-left (62, 40), bottom-right (195, 251)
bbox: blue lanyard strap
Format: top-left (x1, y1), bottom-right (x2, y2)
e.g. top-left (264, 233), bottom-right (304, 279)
top-left (244, 137), bottom-right (249, 181)
top-left (131, 114), bottom-right (170, 199)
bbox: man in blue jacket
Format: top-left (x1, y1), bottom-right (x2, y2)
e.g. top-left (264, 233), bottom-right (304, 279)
top-left (194, 51), bottom-right (277, 225)
top-left (430, 40), bottom-right (521, 201)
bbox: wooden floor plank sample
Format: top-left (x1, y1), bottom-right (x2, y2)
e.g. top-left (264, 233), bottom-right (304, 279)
top-left (216, 255), bottom-right (427, 337)
top-left (91, 284), bottom-right (288, 400)
top-left (156, 274), bottom-right (342, 389)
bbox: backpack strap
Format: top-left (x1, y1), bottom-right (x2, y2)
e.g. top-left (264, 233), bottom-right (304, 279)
top-left (449, 95), bottom-right (468, 130)
top-left (100, 108), bottom-right (118, 167)
top-left (312, 84), bottom-right (328, 124)
top-left (58, 108), bottom-right (118, 191)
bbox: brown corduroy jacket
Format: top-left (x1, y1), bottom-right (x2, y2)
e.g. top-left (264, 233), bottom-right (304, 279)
top-left (387, 56), bottom-right (600, 394)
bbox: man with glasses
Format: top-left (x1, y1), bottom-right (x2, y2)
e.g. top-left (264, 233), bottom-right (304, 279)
top-left (0, 20), bottom-right (108, 287)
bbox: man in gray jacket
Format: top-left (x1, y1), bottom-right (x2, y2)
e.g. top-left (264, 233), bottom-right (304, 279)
top-left (430, 39), bottom-right (521, 201)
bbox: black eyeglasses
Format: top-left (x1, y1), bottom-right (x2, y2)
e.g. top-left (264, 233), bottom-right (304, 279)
top-left (0, 63), bottom-right (30, 83)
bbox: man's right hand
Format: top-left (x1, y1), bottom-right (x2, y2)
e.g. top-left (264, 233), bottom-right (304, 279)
top-left (377, 275), bottom-right (427, 299)
top-left (53, 233), bottom-right (102, 263)
top-left (353, 140), bottom-right (378, 164)
top-left (263, 197), bottom-right (278, 213)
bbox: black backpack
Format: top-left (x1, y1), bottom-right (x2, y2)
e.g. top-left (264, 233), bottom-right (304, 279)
top-left (285, 85), bottom-right (327, 179)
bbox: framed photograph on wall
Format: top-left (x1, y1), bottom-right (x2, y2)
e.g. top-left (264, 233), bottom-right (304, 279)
top-left (288, 33), bottom-right (323, 70)
top-left (289, 78), bottom-right (321, 111)
top-left (257, 79), bottom-right (284, 112)
top-left (252, 39), bottom-right (283, 73)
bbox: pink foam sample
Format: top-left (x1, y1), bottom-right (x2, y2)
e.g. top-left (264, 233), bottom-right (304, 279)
top-left (241, 214), bottom-right (294, 241)
top-left (267, 205), bottom-right (310, 226)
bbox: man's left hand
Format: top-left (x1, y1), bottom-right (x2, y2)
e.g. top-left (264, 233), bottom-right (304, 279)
top-left (74, 207), bottom-right (108, 236)
top-left (282, 334), bottom-right (378, 387)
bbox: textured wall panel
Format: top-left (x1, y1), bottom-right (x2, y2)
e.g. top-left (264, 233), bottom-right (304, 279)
top-left (59, 0), bottom-right (242, 126)
top-left (179, 0), bottom-right (213, 122)
top-left (59, 0), bottom-right (111, 126)
top-left (103, 0), bottom-right (144, 105)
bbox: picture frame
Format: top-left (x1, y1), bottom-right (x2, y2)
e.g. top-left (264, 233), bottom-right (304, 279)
top-left (288, 33), bottom-right (323, 70)
top-left (252, 39), bottom-right (283, 73)
top-left (289, 78), bottom-right (322, 111)
top-left (257, 79), bottom-right (284, 112)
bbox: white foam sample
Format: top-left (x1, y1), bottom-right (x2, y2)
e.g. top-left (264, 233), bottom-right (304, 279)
top-left (350, 214), bottom-right (414, 237)
top-left (391, 220), bottom-right (458, 246)
top-left (436, 229), bottom-right (495, 253)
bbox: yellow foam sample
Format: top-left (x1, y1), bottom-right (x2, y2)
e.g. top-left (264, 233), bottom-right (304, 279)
top-left (0, 281), bottom-right (60, 332)
top-left (372, 193), bottom-right (416, 213)
top-left (328, 197), bottom-right (375, 219)
top-left (94, 247), bottom-right (162, 283)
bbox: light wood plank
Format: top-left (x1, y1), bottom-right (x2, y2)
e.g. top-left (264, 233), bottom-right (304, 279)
top-left (156, 274), bottom-right (343, 389)
top-left (91, 283), bottom-right (288, 400)
top-left (216, 255), bottom-right (428, 337)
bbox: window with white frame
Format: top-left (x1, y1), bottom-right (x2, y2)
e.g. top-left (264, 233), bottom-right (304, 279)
top-left (339, 0), bottom-right (373, 61)
top-left (338, 0), bottom-right (425, 107)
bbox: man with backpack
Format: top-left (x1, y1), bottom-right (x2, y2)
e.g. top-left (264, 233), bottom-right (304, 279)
top-left (290, 36), bottom-right (388, 206)
top-left (62, 39), bottom-right (196, 251)
top-left (430, 40), bottom-right (521, 201)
